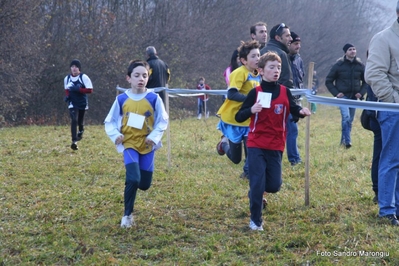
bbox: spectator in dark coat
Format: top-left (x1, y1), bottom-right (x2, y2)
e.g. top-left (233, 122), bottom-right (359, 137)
top-left (145, 46), bottom-right (170, 103)
top-left (260, 23), bottom-right (293, 89)
top-left (325, 43), bottom-right (367, 148)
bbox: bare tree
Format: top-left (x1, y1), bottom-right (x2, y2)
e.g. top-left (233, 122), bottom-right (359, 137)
top-left (0, 0), bottom-right (46, 123)
top-left (0, 0), bottom-right (394, 125)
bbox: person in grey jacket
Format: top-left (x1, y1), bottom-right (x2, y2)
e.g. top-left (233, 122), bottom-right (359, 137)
top-left (325, 43), bottom-right (367, 148)
top-left (365, 1), bottom-right (399, 226)
top-left (260, 23), bottom-right (293, 89)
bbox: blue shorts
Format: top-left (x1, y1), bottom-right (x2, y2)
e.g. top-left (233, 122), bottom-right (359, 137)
top-left (123, 148), bottom-right (155, 172)
top-left (217, 120), bottom-right (249, 143)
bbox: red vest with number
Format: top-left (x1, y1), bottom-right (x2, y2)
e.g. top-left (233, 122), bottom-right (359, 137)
top-left (247, 85), bottom-right (289, 152)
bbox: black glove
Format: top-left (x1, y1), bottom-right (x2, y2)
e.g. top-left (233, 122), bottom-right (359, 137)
top-left (64, 96), bottom-right (70, 102)
top-left (68, 84), bottom-right (81, 92)
top-left (290, 115), bottom-right (300, 123)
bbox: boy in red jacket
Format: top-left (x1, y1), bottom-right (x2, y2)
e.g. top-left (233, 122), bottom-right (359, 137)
top-left (236, 52), bottom-right (311, 231)
top-left (196, 77), bottom-right (211, 119)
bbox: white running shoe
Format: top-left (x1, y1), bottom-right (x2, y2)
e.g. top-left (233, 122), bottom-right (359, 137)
top-left (197, 113), bottom-right (202, 119)
top-left (120, 214), bottom-right (134, 228)
top-left (249, 220), bottom-right (263, 231)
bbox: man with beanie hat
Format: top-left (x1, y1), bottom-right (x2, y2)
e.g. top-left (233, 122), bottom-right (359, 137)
top-left (365, 1), bottom-right (399, 226)
top-left (342, 43), bottom-right (354, 53)
top-left (325, 43), bottom-right (367, 148)
top-left (64, 59), bottom-right (93, 150)
top-left (286, 31), bottom-right (305, 166)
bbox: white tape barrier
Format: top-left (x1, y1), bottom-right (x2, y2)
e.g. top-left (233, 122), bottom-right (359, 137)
top-left (116, 86), bottom-right (307, 96)
top-left (116, 86), bottom-right (399, 112)
top-left (306, 92), bottom-right (399, 112)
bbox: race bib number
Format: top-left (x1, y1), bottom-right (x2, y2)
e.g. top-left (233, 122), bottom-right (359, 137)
top-left (257, 92), bottom-right (272, 108)
top-left (127, 113), bottom-right (145, 129)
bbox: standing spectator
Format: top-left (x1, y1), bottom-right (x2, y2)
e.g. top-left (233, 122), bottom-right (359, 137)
top-left (311, 70), bottom-right (319, 114)
top-left (325, 43), bottom-right (367, 148)
top-left (260, 23), bottom-right (294, 89)
top-left (64, 59), bottom-right (93, 150)
top-left (196, 77), bottom-right (211, 119)
top-left (216, 40), bottom-right (261, 179)
top-left (250, 22), bottom-right (268, 50)
top-left (104, 60), bottom-right (168, 228)
top-left (145, 46), bottom-right (170, 103)
top-left (363, 83), bottom-right (381, 204)
top-left (235, 52), bottom-right (311, 230)
top-left (365, 1), bottom-right (399, 225)
top-left (286, 31), bottom-right (305, 166)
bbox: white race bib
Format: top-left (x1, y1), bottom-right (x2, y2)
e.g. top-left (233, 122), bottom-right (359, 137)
top-left (127, 113), bottom-right (145, 129)
top-left (257, 92), bottom-right (272, 108)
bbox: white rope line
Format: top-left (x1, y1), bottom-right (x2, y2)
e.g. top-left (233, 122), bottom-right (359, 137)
top-left (116, 86), bottom-right (399, 112)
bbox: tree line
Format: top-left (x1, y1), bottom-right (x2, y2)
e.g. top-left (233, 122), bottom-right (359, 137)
top-left (0, 0), bottom-right (393, 126)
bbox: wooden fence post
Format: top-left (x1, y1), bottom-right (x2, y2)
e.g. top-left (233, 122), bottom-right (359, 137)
top-left (305, 62), bottom-right (314, 206)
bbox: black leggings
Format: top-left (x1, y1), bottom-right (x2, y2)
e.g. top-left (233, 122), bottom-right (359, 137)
top-left (225, 137), bottom-right (247, 164)
top-left (69, 108), bottom-right (85, 142)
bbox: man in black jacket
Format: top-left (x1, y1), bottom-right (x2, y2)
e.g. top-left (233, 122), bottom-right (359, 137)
top-left (145, 46), bottom-right (170, 103)
top-left (260, 23), bottom-right (293, 89)
top-left (325, 43), bottom-right (367, 148)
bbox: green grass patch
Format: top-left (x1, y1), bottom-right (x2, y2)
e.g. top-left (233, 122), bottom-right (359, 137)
top-left (1, 103), bottom-right (397, 265)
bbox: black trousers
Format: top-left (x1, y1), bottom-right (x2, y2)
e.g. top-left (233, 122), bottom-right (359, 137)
top-left (248, 148), bottom-right (282, 226)
top-left (69, 108), bottom-right (85, 142)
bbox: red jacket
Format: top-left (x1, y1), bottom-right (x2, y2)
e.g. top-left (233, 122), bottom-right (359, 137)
top-left (197, 84), bottom-right (211, 100)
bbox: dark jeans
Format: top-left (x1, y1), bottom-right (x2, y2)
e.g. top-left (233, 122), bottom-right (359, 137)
top-left (339, 100), bottom-right (356, 145)
top-left (286, 114), bottom-right (301, 164)
top-left (377, 111), bottom-right (399, 217)
top-left (197, 98), bottom-right (207, 115)
top-left (370, 115), bottom-right (381, 195)
top-left (69, 108), bottom-right (85, 142)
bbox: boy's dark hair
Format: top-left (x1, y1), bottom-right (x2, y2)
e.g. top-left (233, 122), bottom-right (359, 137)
top-left (258, 51), bottom-right (281, 69)
top-left (250, 21), bottom-right (267, 35)
top-left (270, 23), bottom-right (289, 40)
top-left (237, 40), bottom-right (260, 61)
top-left (127, 60), bottom-right (150, 76)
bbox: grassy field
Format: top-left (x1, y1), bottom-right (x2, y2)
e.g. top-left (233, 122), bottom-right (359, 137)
top-left (0, 102), bottom-right (397, 265)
